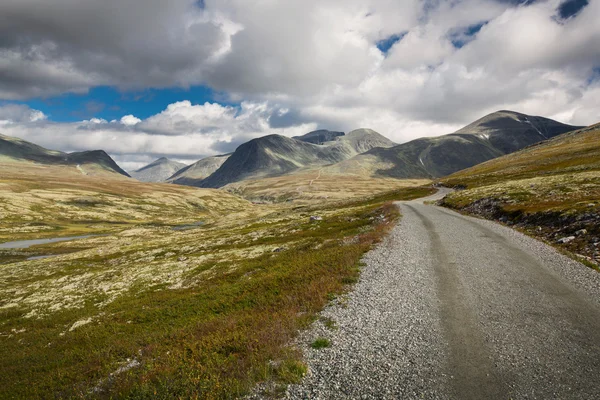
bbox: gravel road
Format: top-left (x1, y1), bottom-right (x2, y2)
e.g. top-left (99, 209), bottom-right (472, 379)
top-left (285, 189), bottom-right (600, 399)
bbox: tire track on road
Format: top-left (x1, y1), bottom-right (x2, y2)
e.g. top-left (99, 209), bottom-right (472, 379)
top-left (406, 204), bottom-right (506, 400)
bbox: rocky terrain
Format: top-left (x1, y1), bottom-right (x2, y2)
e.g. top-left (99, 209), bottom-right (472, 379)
top-left (0, 133), bottom-right (130, 177)
top-left (332, 110), bottom-right (582, 179)
top-left (130, 157), bottom-right (186, 183)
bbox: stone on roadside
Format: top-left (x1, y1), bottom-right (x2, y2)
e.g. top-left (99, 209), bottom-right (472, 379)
top-left (557, 236), bottom-right (575, 244)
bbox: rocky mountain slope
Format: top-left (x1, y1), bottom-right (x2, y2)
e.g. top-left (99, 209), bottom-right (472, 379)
top-left (333, 111), bottom-right (582, 179)
top-left (198, 129), bottom-right (396, 188)
top-left (167, 154), bottom-right (231, 186)
top-left (0, 133), bottom-right (130, 177)
top-left (294, 129), bottom-right (344, 144)
top-left (130, 157), bottom-right (186, 182)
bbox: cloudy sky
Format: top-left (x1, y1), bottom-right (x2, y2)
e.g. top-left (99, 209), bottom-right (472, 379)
top-left (0, 0), bottom-right (598, 171)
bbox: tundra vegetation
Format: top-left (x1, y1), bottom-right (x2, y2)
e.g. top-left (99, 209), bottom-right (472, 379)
top-left (440, 124), bottom-right (600, 268)
top-left (0, 160), bottom-right (433, 398)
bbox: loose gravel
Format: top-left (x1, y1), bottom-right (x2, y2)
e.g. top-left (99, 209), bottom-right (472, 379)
top-left (284, 193), bottom-right (600, 400)
top-left (285, 201), bottom-right (449, 399)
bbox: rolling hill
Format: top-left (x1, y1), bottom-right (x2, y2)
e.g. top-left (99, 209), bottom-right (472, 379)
top-left (130, 157), bottom-right (186, 182)
top-left (333, 111), bottom-right (582, 179)
top-left (0, 133), bottom-right (130, 177)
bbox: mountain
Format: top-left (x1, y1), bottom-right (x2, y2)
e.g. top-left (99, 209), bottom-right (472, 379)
top-left (0, 133), bottom-right (130, 177)
top-left (332, 128), bottom-right (396, 155)
top-left (130, 157), bottom-right (186, 182)
top-left (198, 129), bottom-right (396, 188)
top-left (335, 111), bottom-right (582, 179)
top-left (167, 154), bottom-right (231, 186)
top-left (441, 122), bottom-right (600, 188)
top-left (294, 129), bottom-right (344, 144)
top-left (199, 135), bottom-right (342, 188)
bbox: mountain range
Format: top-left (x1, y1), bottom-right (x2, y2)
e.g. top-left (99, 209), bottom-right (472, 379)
top-left (1, 110), bottom-right (586, 188)
top-left (328, 110), bottom-right (582, 179)
top-left (198, 128), bottom-right (396, 188)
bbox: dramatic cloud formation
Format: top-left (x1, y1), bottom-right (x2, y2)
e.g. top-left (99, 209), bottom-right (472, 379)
top-left (0, 101), bottom-right (315, 171)
top-left (0, 0), bottom-right (599, 169)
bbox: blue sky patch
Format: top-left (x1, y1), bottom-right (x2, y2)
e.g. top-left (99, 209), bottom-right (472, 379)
top-left (449, 22), bottom-right (487, 49)
top-left (587, 66), bottom-right (600, 85)
top-left (557, 0), bottom-right (588, 19)
top-left (376, 32), bottom-right (407, 54)
top-left (16, 85), bottom-right (232, 122)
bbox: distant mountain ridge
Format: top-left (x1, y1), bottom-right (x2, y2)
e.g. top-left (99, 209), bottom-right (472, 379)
top-left (130, 157), bottom-right (186, 182)
top-left (167, 154), bottom-right (231, 186)
top-left (198, 129), bottom-right (396, 188)
top-left (2, 110), bottom-right (583, 188)
top-left (333, 111), bottom-right (583, 179)
top-left (0, 133), bottom-right (130, 177)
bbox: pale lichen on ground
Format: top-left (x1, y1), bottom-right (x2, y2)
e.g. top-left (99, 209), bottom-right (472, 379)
top-left (0, 202), bottom-right (357, 321)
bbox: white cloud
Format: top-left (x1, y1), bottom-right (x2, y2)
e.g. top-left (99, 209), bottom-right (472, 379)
top-left (0, 104), bottom-right (47, 123)
top-left (0, 101), bottom-right (317, 170)
top-left (120, 115), bottom-right (141, 126)
top-left (1, 0), bottom-right (599, 168)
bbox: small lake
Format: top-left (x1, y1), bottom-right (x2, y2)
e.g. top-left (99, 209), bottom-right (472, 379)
top-left (27, 255), bottom-right (57, 261)
top-left (0, 235), bottom-right (99, 249)
top-left (172, 221), bottom-right (205, 231)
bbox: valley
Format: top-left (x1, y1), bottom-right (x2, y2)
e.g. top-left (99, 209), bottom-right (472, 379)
top-left (0, 162), bottom-right (252, 244)
top-left (0, 162), bottom-right (433, 397)
top-left (1, 109), bottom-right (599, 399)
top-left (3, 2), bottom-right (600, 398)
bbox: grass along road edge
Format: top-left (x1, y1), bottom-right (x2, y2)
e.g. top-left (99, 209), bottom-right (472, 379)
top-left (0, 186), bottom-right (434, 399)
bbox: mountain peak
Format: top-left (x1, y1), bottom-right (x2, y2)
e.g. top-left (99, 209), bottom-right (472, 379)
top-left (131, 157), bottom-right (187, 182)
top-left (195, 129), bottom-right (396, 188)
top-left (294, 129), bottom-right (345, 144)
top-left (345, 111), bottom-right (583, 180)
top-left (167, 153), bottom-right (232, 186)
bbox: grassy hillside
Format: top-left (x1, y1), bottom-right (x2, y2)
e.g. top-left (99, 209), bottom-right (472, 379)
top-left (0, 180), bottom-right (433, 398)
top-left (0, 133), bottom-right (130, 177)
top-left (224, 168), bottom-right (430, 203)
top-left (0, 162), bottom-right (252, 243)
top-left (440, 123), bottom-right (600, 268)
